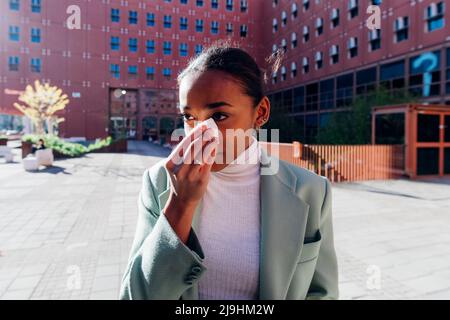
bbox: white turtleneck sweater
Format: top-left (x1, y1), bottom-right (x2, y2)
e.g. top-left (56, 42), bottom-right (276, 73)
top-left (197, 135), bottom-right (261, 300)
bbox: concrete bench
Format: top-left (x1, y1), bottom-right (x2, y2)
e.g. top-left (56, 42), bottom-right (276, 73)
top-left (0, 146), bottom-right (14, 163)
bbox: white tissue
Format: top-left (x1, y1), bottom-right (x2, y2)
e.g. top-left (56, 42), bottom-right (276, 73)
top-left (177, 118), bottom-right (221, 167)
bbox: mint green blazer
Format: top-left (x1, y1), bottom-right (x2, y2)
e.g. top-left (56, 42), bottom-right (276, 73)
top-left (119, 147), bottom-right (339, 300)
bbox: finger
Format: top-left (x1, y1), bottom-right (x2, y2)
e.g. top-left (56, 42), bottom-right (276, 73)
top-left (177, 134), bottom-right (214, 177)
top-left (198, 141), bottom-right (218, 177)
top-left (190, 137), bottom-right (218, 176)
top-left (166, 124), bottom-right (207, 172)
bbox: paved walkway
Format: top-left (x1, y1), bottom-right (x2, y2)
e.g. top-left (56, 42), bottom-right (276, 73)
top-left (0, 141), bottom-right (449, 299)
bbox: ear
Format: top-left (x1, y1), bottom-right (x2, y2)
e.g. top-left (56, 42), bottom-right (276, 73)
top-left (255, 96), bottom-right (271, 127)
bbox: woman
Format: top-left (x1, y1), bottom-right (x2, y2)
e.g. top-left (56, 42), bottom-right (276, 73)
top-left (120, 42), bottom-right (339, 300)
top-left (31, 138), bottom-right (46, 154)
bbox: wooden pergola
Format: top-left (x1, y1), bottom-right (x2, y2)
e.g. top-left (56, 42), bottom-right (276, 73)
top-left (372, 104), bottom-right (450, 179)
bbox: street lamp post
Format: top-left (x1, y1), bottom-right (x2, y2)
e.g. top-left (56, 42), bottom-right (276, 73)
top-left (121, 89), bottom-right (127, 139)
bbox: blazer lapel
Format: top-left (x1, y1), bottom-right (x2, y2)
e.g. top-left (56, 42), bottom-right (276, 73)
top-left (258, 148), bottom-right (311, 299)
top-left (156, 147), bottom-right (310, 300)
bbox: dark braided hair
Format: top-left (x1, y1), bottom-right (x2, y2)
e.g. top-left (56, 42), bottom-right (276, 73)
top-left (177, 39), bottom-right (285, 108)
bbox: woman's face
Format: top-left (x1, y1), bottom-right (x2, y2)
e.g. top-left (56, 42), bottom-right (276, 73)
top-left (178, 70), bottom-right (270, 172)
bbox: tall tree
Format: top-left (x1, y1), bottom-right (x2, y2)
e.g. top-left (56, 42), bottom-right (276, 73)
top-left (14, 80), bottom-right (69, 135)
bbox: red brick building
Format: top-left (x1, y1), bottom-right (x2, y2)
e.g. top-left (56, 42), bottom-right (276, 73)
top-left (0, 0), bottom-right (449, 143)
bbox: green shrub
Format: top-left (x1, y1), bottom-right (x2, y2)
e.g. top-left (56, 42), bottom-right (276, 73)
top-left (21, 134), bottom-right (114, 157)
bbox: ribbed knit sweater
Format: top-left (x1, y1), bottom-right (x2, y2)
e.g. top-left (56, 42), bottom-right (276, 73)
top-left (197, 135), bottom-right (261, 300)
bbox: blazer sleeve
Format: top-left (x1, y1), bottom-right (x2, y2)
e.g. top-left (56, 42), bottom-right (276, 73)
top-left (119, 168), bottom-right (207, 300)
top-left (305, 177), bottom-right (339, 300)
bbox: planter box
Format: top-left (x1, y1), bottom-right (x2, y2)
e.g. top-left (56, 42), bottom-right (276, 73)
top-left (0, 138), bottom-right (8, 146)
top-left (21, 141), bottom-right (33, 158)
top-left (92, 139), bottom-right (128, 153)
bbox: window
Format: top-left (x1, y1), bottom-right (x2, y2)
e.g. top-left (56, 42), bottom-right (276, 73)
top-left (196, 0), bottom-right (204, 7)
top-left (30, 58), bottom-right (41, 73)
top-left (349, 0), bottom-right (358, 19)
top-left (211, 21), bottom-right (219, 34)
top-left (272, 71), bottom-right (278, 84)
top-left (306, 83), bottom-right (319, 111)
top-left (292, 3), bottom-right (298, 18)
top-left (226, 22), bottom-right (233, 34)
top-left (146, 40), bottom-right (155, 54)
top-left (240, 0), bottom-right (248, 13)
top-left (348, 37), bottom-right (358, 58)
top-left (291, 62), bottom-right (297, 78)
top-left (211, 0), bottom-right (218, 9)
top-left (293, 86), bottom-right (305, 112)
top-left (380, 60), bottom-right (405, 94)
top-left (369, 29), bottom-right (381, 51)
top-left (240, 24), bottom-right (248, 37)
top-left (320, 79), bottom-right (335, 110)
top-left (146, 67), bottom-right (155, 80)
top-left (282, 89), bottom-right (292, 112)
top-left (9, 26), bottom-right (20, 41)
top-left (273, 18), bottom-right (278, 33)
top-left (281, 38), bottom-right (287, 52)
top-left (315, 51), bottom-right (323, 69)
top-left (446, 48), bottom-right (450, 94)
top-left (303, 0), bottom-right (310, 11)
top-left (128, 38), bottom-right (138, 52)
top-left (179, 43), bottom-right (188, 57)
top-left (356, 67), bottom-right (377, 95)
top-left (372, 0), bottom-right (382, 4)
top-left (111, 8), bottom-right (120, 22)
top-left (316, 17), bottom-right (323, 36)
top-left (31, 0), bottom-right (41, 13)
top-left (163, 41), bottom-right (172, 55)
top-left (395, 17), bottom-right (409, 42)
top-left (163, 68), bottom-right (172, 80)
top-left (9, 0), bottom-right (20, 11)
top-left (281, 66), bottom-right (286, 81)
top-left (330, 45), bottom-right (339, 64)
top-left (305, 114), bottom-right (318, 143)
top-left (111, 36), bottom-right (120, 51)
top-left (129, 11), bottom-right (138, 24)
top-left (281, 11), bottom-right (287, 26)
top-left (8, 56), bottom-right (19, 71)
top-left (31, 28), bottom-right (41, 43)
top-left (409, 51), bottom-right (441, 97)
top-left (336, 73), bottom-right (353, 107)
top-left (331, 8), bottom-right (340, 28)
top-left (196, 19), bottom-right (203, 32)
top-left (128, 65), bottom-right (138, 79)
top-left (302, 57), bottom-right (309, 74)
top-left (180, 17), bottom-right (188, 30)
top-left (180, 0), bottom-right (188, 3)
top-left (426, 2), bottom-right (445, 32)
top-left (164, 15), bottom-right (172, 28)
top-left (226, 0), bottom-right (233, 11)
top-left (303, 25), bottom-right (309, 42)
top-left (291, 32), bottom-right (297, 48)
top-left (195, 44), bottom-right (203, 55)
top-left (110, 64), bottom-right (120, 79)
top-left (147, 13), bottom-right (155, 26)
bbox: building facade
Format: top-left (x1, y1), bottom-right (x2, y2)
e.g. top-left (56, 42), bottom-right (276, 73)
top-left (0, 0), bottom-right (449, 143)
top-left (264, 0), bottom-right (449, 142)
top-left (0, 0), bottom-right (262, 141)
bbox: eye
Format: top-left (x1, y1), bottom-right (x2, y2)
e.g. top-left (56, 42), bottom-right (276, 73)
top-left (181, 113), bottom-right (194, 122)
top-left (211, 112), bottom-right (228, 122)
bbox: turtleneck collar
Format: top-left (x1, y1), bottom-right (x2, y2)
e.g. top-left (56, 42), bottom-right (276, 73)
top-left (210, 135), bottom-right (261, 181)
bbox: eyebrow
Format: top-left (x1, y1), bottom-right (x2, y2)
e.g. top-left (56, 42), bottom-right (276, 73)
top-left (182, 101), bottom-right (233, 110)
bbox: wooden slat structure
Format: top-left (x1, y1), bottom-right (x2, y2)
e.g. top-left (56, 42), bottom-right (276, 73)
top-left (259, 141), bottom-right (405, 182)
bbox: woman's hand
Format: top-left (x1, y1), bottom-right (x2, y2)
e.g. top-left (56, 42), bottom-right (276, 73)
top-left (162, 124), bottom-right (219, 244)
